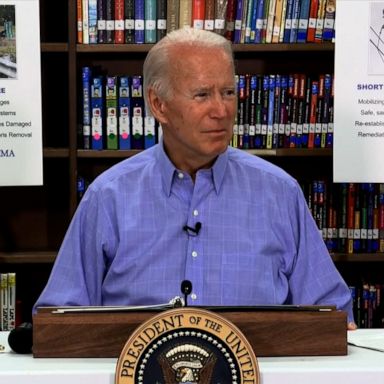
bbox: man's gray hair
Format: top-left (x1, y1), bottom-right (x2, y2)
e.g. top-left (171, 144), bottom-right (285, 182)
top-left (143, 27), bottom-right (234, 106)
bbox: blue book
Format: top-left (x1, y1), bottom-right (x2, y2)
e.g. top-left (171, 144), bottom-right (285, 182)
top-left (233, 0), bottom-right (244, 44)
top-left (135, 0), bottom-right (145, 43)
top-left (145, 0), bottom-right (157, 43)
top-left (297, 0), bottom-right (311, 43)
top-left (118, 76), bottom-right (131, 149)
top-left (282, 0), bottom-right (294, 43)
top-left (82, 67), bottom-right (92, 150)
top-left (289, 0), bottom-right (300, 43)
top-left (131, 76), bottom-right (144, 149)
top-left (91, 76), bottom-right (104, 150)
top-left (248, 0), bottom-right (259, 43)
top-left (254, 0), bottom-right (265, 43)
top-left (244, 0), bottom-right (255, 43)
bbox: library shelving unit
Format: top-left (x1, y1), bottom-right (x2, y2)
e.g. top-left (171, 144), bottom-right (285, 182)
top-left (1, 0), bottom-right (384, 323)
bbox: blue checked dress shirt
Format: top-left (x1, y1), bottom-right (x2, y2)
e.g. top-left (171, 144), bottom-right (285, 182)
top-left (34, 141), bottom-right (353, 321)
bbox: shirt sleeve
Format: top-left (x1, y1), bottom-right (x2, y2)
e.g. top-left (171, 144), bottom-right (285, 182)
top-left (32, 186), bottom-right (112, 312)
top-left (286, 181), bottom-right (354, 323)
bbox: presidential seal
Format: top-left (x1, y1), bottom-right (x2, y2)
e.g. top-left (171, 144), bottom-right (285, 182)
top-left (115, 307), bottom-right (259, 384)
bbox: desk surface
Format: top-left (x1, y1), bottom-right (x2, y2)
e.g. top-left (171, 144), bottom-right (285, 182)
top-left (1, 330), bottom-right (384, 384)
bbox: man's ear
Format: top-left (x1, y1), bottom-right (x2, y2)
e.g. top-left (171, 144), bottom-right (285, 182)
top-left (147, 88), bottom-right (168, 125)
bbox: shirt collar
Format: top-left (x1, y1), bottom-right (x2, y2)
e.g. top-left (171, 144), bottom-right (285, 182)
top-left (156, 140), bottom-right (229, 196)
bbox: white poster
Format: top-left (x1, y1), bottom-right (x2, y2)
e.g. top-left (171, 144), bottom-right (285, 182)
top-left (0, 0), bottom-right (42, 186)
top-left (334, 0), bottom-right (384, 182)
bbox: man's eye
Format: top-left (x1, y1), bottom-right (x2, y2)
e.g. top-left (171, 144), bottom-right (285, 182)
top-left (195, 92), bottom-right (209, 99)
top-left (223, 89), bottom-right (236, 98)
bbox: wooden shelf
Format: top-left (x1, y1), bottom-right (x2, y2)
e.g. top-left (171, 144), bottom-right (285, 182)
top-left (331, 253), bottom-right (384, 263)
top-left (76, 42), bottom-right (334, 54)
top-left (0, 252), bottom-right (56, 264)
top-left (77, 149), bottom-right (141, 158)
top-left (41, 43), bottom-right (68, 53)
top-left (43, 148), bottom-right (69, 158)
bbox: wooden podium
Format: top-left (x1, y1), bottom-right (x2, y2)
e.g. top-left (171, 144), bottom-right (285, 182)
top-left (32, 306), bottom-right (347, 358)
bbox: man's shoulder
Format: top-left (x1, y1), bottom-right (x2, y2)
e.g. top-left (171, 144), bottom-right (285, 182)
top-left (227, 147), bottom-right (296, 184)
top-left (90, 145), bottom-right (158, 191)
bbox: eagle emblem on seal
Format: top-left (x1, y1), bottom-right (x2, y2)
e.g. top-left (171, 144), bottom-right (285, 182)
top-left (158, 343), bottom-right (217, 384)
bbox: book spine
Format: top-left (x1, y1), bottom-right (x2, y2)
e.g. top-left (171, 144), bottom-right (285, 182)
top-left (254, 0), bottom-right (265, 43)
top-left (166, 0), bottom-right (180, 33)
top-left (192, 0), bottom-right (206, 29)
top-left (278, 0), bottom-right (287, 42)
top-left (118, 76), bottom-right (131, 149)
top-left (271, 0), bottom-right (283, 43)
top-left (204, 0), bottom-right (215, 30)
top-left (289, 73), bottom-right (299, 148)
top-left (301, 75), bottom-right (312, 148)
top-left (265, 0), bottom-right (277, 44)
top-left (135, 0), bottom-right (145, 43)
top-left (0, 274), bottom-right (8, 331)
top-left (145, 0), bottom-right (157, 43)
top-left (261, 75), bottom-right (269, 149)
top-left (296, 74), bottom-right (306, 148)
top-left (314, 0), bottom-right (326, 42)
top-left (326, 74), bottom-right (334, 148)
top-left (233, 0), bottom-right (244, 43)
top-left (91, 76), bottom-right (104, 150)
top-left (314, 74), bottom-right (324, 148)
top-left (131, 76), bottom-right (144, 149)
top-left (237, 74), bottom-right (246, 148)
top-left (353, 184), bottom-right (361, 253)
top-left (89, 0), bottom-right (98, 43)
top-left (272, 74), bottom-right (281, 148)
top-left (297, 0), bottom-right (310, 43)
top-left (308, 80), bottom-right (318, 148)
top-left (307, 0), bottom-right (319, 42)
top-left (7, 273), bottom-right (15, 331)
top-left (322, 0), bottom-right (335, 41)
top-left (82, 66), bottom-right (92, 150)
top-left (254, 75), bottom-right (263, 148)
top-left (179, 0), bottom-right (192, 28)
top-left (115, 0), bottom-right (125, 43)
top-left (77, 0), bottom-right (83, 43)
top-left (144, 112), bottom-right (156, 148)
top-left (214, 0), bottom-right (228, 35)
top-left (289, 0), bottom-right (301, 43)
top-left (261, 0), bottom-right (270, 43)
top-left (98, 0), bottom-right (108, 43)
top-left (267, 74), bottom-right (275, 149)
top-left (82, 0), bottom-right (89, 44)
top-left (278, 74), bottom-right (288, 148)
top-left (248, 75), bottom-right (257, 149)
top-left (156, 0), bottom-right (167, 40)
top-left (321, 73), bottom-right (331, 148)
top-left (347, 183), bottom-right (356, 254)
top-left (106, 0), bottom-right (116, 43)
top-left (224, 0), bottom-right (237, 41)
top-left (282, 0), bottom-right (294, 43)
top-left (106, 76), bottom-right (118, 149)
top-left (125, 0), bottom-right (135, 43)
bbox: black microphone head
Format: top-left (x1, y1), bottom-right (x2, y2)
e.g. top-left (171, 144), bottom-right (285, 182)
top-left (181, 280), bottom-right (192, 295)
top-left (8, 322), bottom-right (33, 354)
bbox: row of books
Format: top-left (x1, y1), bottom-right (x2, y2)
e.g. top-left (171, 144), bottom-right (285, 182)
top-left (350, 283), bottom-right (384, 329)
top-left (231, 72), bottom-right (333, 150)
top-left (77, 0), bottom-right (336, 44)
top-left (81, 67), bottom-right (160, 150)
top-left (302, 181), bottom-right (384, 254)
top-left (0, 273), bottom-right (16, 332)
top-left (80, 67), bottom-right (333, 150)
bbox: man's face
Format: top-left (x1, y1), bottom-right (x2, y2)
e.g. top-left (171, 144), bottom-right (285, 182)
top-left (153, 45), bottom-right (237, 171)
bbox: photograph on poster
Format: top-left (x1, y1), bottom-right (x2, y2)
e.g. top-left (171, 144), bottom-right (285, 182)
top-left (368, 2), bottom-right (384, 75)
top-left (0, 5), bottom-right (16, 79)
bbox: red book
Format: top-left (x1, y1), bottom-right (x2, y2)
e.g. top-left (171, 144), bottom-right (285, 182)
top-left (224, 0), bottom-right (237, 41)
top-left (192, 0), bottom-right (205, 29)
top-left (307, 0), bottom-right (319, 42)
top-left (115, 0), bottom-right (125, 43)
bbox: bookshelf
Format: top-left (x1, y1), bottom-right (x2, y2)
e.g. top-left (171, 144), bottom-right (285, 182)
top-left (0, 0), bottom-right (383, 325)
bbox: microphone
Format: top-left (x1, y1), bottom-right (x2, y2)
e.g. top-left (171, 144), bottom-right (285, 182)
top-left (8, 322), bottom-right (33, 354)
top-left (181, 280), bottom-right (192, 307)
top-left (183, 222), bottom-right (202, 235)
